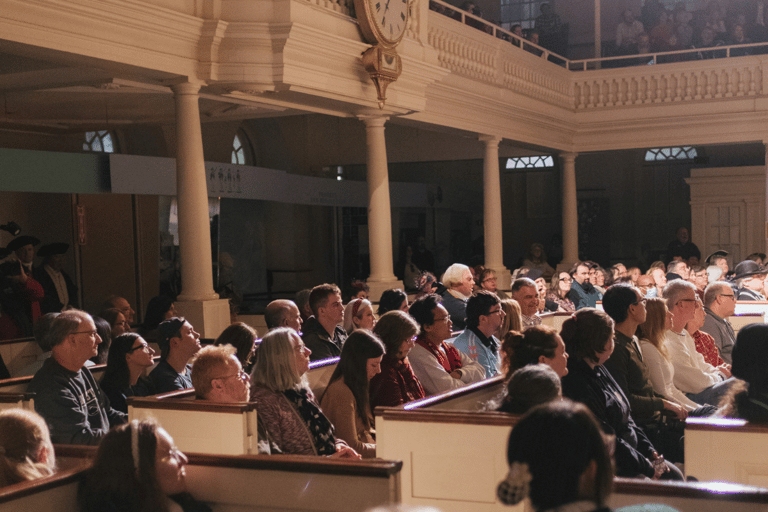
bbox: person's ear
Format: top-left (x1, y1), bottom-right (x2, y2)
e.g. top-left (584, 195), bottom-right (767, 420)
top-left (538, 354), bottom-right (548, 364)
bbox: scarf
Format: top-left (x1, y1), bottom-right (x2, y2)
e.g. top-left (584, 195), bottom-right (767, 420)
top-left (282, 387), bottom-right (337, 455)
top-left (416, 335), bottom-right (463, 373)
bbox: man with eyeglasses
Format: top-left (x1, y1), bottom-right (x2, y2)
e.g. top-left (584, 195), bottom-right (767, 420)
top-left (28, 310), bottom-right (127, 445)
top-left (663, 280), bottom-right (733, 406)
top-left (191, 344), bottom-right (250, 403)
top-left (702, 282), bottom-right (737, 364)
top-left (451, 291), bottom-right (504, 378)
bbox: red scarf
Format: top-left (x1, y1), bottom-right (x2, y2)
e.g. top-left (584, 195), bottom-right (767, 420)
top-left (416, 335), bottom-right (463, 373)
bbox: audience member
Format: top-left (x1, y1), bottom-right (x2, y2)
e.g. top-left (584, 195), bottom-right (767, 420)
top-left (729, 24), bottom-right (752, 55)
top-left (295, 289), bottom-right (313, 322)
top-left (662, 280), bottom-right (733, 405)
top-left (500, 325), bottom-right (568, 378)
top-left (733, 260), bottom-right (768, 300)
top-left (650, 267), bottom-right (667, 297)
top-left (99, 333), bottom-right (157, 414)
top-left (636, 273), bottom-right (655, 298)
top-left (616, 9), bottom-right (645, 54)
top-left (511, 278), bottom-right (541, 328)
top-left (649, 10), bottom-right (676, 53)
top-left (136, 295), bottom-right (177, 345)
top-left (667, 260), bottom-right (690, 281)
top-left (560, 308), bottom-right (682, 479)
top-left (78, 419), bottom-right (211, 512)
top-left (546, 272), bottom-right (575, 312)
top-left (534, 2), bottom-right (562, 52)
top-left (414, 271), bottom-right (439, 300)
top-left (440, 263), bottom-right (474, 330)
top-left (701, 282), bottom-right (736, 366)
top-left (568, 262), bottom-right (602, 310)
top-left (0, 409), bottom-right (56, 487)
top-left (91, 316), bottom-right (112, 365)
top-left (376, 289), bottom-right (409, 315)
top-left (521, 243), bottom-right (555, 280)
top-left (686, 297), bottom-right (727, 369)
top-left (706, 265), bottom-right (723, 283)
top-left (28, 310), bottom-right (127, 445)
top-left (667, 227), bottom-right (700, 264)
top-left (191, 344), bottom-right (250, 402)
top-left (452, 291), bottom-right (504, 378)
top-left (16, 312), bottom-right (59, 376)
top-left (496, 401), bottom-right (613, 511)
top-left (302, 283), bottom-right (347, 361)
top-left (1, 235), bottom-right (44, 334)
top-left (708, 251), bottom-right (730, 277)
top-left (347, 279), bottom-right (369, 301)
top-left (99, 308), bottom-right (129, 340)
top-left (101, 295), bottom-right (136, 326)
top-left (534, 275), bottom-right (557, 312)
top-left (477, 268), bottom-right (508, 299)
top-left (407, 294), bottom-right (485, 395)
top-left (320, 330), bottom-right (384, 458)
top-left (214, 322), bottom-right (258, 373)
top-left (264, 299), bottom-right (303, 332)
top-left (250, 328), bottom-right (361, 458)
top-left (411, 236), bottom-right (435, 274)
top-left (674, 7), bottom-right (694, 49)
top-left (370, 311), bottom-right (424, 408)
top-left (343, 298), bottom-right (376, 333)
top-left (148, 317), bottom-right (201, 393)
top-left (638, 298), bottom-right (707, 413)
top-left (495, 299), bottom-right (522, 340)
top-left (494, 364), bottom-right (561, 415)
top-left (627, 266), bottom-right (641, 284)
top-left (719, 324), bottom-right (768, 421)
top-left (34, 242), bottom-right (78, 314)
top-left (690, 265), bottom-right (708, 300)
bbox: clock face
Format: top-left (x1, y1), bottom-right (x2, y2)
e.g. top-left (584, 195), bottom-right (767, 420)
top-left (359, 0), bottom-right (409, 47)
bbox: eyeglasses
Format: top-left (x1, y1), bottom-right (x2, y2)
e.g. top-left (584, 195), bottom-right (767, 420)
top-left (127, 342), bottom-right (150, 353)
top-left (676, 298), bottom-right (697, 305)
top-left (719, 293), bottom-right (736, 300)
top-left (559, 277), bottom-right (572, 282)
top-left (72, 330), bottom-right (98, 337)
top-left (632, 299), bottom-right (647, 306)
top-left (213, 370), bottom-right (249, 382)
top-left (432, 315), bottom-right (451, 323)
top-left (486, 308), bottom-right (505, 316)
top-left (483, 277), bottom-right (497, 283)
top-left (159, 446), bottom-right (186, 464)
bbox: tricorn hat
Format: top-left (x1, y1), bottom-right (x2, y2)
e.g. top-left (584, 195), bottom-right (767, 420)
top-left (6, 236), bottom-right (40, 252)
top-left (730, 260), bottom-right (768, 281)
top-left (705, 250), bottom-right (729, 265)
top-left (37, 243), bottom-right (70, 259)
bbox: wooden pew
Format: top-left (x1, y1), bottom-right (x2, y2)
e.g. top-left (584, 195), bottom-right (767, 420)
top-left (0, 337), bottom-right (41, 377)
top-left (685, 417), bottom-right (768, 487)
top-left (128, 389), bottom-right (259, 456)
top-left (611, 477), bottom-right (768, 511)
top-left (0, 451), bottom-right (401, 512)
top-left (540, 312), bottom-right (571, 332)
top-left (0, 392), bottom-right (34, 412)
top-left (307, 356), bottom-right (338, 397)
top-left (0, 363), bottom-right (107, 394)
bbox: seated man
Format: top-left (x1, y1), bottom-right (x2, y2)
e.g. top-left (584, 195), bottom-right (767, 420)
top-left (28, 310), bottom-right (127, 445)
top-left (568, 262), bottom-right (602, 309)
top-left (666, 260), bottom-right (690, 281)
top-left (511, 278), bottom-right (541, 328)
top-left (440, 263), bottom-right (474, 330)
top-left (451, 291), bottom-right (504, 378)
top-left (702, 282), bottom-right (737, 364)
top-left (662, 280), bottom-right (733, 405)
top-left (636, 274), bottom-right (655, 298)
top-left (302, 283), bottom-right (347, 361)
top-left (101, 294), bottom-right (136, 326)
top-left (264, 299), bottom-right (303, 332)
top-left (733, 260), bottom-right (768, 300)
top-left (148, 317), bottom-right (201, 393)
top-left (191, 344), bottom-right (250, 402)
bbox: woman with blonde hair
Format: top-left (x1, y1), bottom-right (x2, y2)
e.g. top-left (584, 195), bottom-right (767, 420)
top-left (0, 409), bottom-right (56, 487)
top-left (343, 298), bottom-right (376, 333)
top-left (495, 299), bottom-right (523, 340)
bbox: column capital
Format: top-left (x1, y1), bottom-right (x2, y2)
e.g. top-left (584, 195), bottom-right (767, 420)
top-left (479, 134), bottom-right (501, 145)
top-left (168, 80), bottom-right (204, 95)
top-left (560, 151), bottom-right (578, 161)
top-left (357, 115), bottom-right (389, 128)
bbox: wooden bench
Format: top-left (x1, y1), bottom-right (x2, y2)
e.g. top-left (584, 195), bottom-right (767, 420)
top-left (307, 356), bottom-right (338, 397)
top-left (611, 477), bottom-right (768, 511)
top-left (0, 363), bottom-right (107, 394)
top-left (0, 391), bottom-right (35, 412)
top-left (0, 451), bottom-right (402, 512)
top-left (0, 337), bottom-right (41, 377)
top-left (540, 311), bottom-right (571, 332)
top-left (685, 417), bottom-right (768, 488)
top-left (128, 389), bottom-right (259, 456)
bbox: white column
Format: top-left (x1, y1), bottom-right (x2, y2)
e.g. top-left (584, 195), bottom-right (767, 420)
top-left (480, 135), bottom-right (511, 290)
top-left (360, 116), bottom-right (403, 301)
top-left (765, 142), bottom-right (768, 254)
top-left (171, 81), bottom-right (229, 337)
top-left (560, 152), bottom-right (579, 269)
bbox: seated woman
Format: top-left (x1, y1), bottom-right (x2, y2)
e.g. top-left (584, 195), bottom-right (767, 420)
top-left (497, 401), bottom-right (612, 511)
top-left (545, 272), bottom-right (575, 312)
top-left (343, 298), bottom-right (376, 333)
top-left (91, 316), bottom-right (112, 365)
top-left (638, 298), bottom-right (710, 413)
top-left (500, 325), bottom-right (568, 378)
top-left (320, 330), bottom-right (384, 458)
top-left (250, 327), bottom-right (361, 458)
top-left (494, 364), bottom-right (562, 415)
top-left (0, 409), bottom-right (56, 487)
top-left (78, 418), bottom-right (211, 512)
top-left (407, 294), bottom-right (486, 396)
top-left (495, 299), bottom-right (522, 341)
top-left (561, 308), bottom-right (682, 480)
top-left (521, 243), bottom-right (555, 280)
top-left (477, 268), bottom-right (509, 299)
top-left (719, 323), bottom-right (768, 421)
top-left (99, 333), bottom-right (157, 414)
top-left (215, 322), bottom-right (258, 374)
top-left (376, 289), bottom-right (409, 316)
top-left (100, 307), bottom-right (130, 340)
top-left (370, 310), bottom-right (424, 408)
top-left (136, 295), bottom-right (177, 345)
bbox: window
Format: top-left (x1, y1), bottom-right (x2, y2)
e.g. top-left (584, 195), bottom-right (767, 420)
top-left (644, 147), bottom-right (697, 162)
top-left (83, 130), bottom-right (115, 153)
top-left (231, 129), bottom-right (254, 165)
top-left (500, 0), bottom-right (547, 30)
top-left (505, 155), bottom-right (555, 169)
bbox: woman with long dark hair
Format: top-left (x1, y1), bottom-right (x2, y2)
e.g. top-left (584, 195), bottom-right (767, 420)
top-left (137, 296), bottom-right (177, 344)
top-left (370, 310), bottom-right (424, 408)
top-left (320, 330), bottom-right (385, 458)
top-left (214, 322), bottom-right (258, 374)
top-left (100, 333), bottom-right (157, 414)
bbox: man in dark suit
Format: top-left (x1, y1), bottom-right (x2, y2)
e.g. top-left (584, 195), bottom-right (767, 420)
top-left (34, 242), bottom-right (78, 314)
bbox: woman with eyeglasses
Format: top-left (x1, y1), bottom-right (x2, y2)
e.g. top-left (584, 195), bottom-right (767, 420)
top-left (78, 418), bottom-right (211, 512)
top-left (99, 333), bottom-right (157, 414)
top-left (370, 310), bottom-right (425, 408)
top-left (546, 272), bottom-right (575, 312)
top-left (320, 330), bottom-right (385, 458)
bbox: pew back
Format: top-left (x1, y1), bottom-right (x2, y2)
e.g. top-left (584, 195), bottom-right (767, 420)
top-left (0, 392), bottom-right (34, 412)
top-left (0, 363), bottom-right (107, 395)
top-left (0, 337), bottom-right (40, 377)
top-left (307, 357), bottom-right (338, 397)
top-left (611, 477), bottom-right (768, 511)
top-left (128, 390), bottom-right (259, 456)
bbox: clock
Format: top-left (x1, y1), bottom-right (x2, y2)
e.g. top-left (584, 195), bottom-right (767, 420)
top-left (354, 0), bottom-right (409, 48)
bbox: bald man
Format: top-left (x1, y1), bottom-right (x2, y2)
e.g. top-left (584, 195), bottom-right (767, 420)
top-left (264, 299), bottom-right (303, 332)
